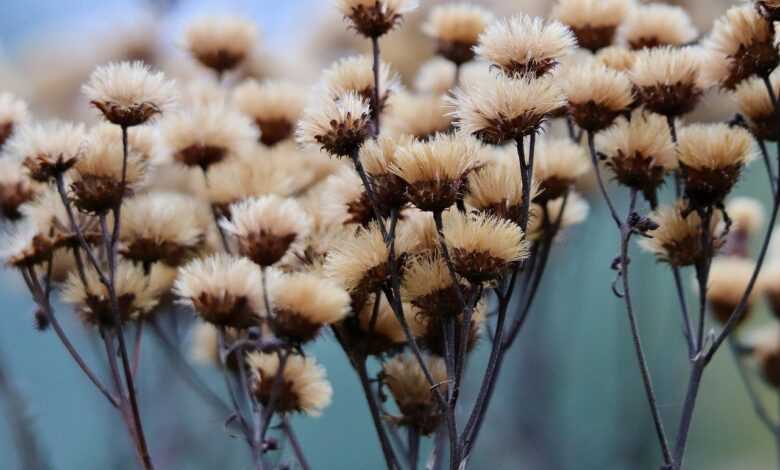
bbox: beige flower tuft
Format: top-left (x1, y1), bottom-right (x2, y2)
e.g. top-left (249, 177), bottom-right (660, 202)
top-left (297, 92), bottom-right (373, 158)
top-left (0, 159), bottom-right (37, 220)
top-left (596, 46), bottom-right (636, 72)
top-left (467, 151), bottom-right (534, 225)
top-left (247, 352), bottom-right (333, 416)
top-left (551, 0), bottom-right (633, 52)
top-left (8, 121), bottom-right (87, 182)
top-left (726, 196), bottom-right (765, 237)
top-left (423, 4), bottom-right (494, 65)
top-left (534, 138), bottom-right (589, 203)
top-left (402, 254), bottom-right (464, 318)
top-left (383, 353), bottom-right (447, 434)
top-left (630, 46), bottom-right (708, 117)
top-left (232, 80), bottom-right (306, 146)
top-left (734, 70), bottom-right (780, 141)
top-left (184, 16), bottom-right (257, 74)
top-left (560, 61), bottom-right (633, 132)
top-left (707, 256), bottom-right (762, 325)
top-left (639, 202), bottom-right (723, 267)
top-left (336, 0), bottom-right (419, 38)
top-left (0, 92), bottom-right (30, 151)
top-left (360, 134), bottom-right (414, 212)
top-left (528, 191), bottom-right (590, 241)
top-left (385, 92), bottom-right (452, 141)
top-left (322, 55), bottom-right (400, 116)
top-left (620, 3), bottom-right (697, 50)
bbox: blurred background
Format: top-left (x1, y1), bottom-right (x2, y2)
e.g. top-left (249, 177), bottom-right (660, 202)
top-left (0, 0), bottom-right (774, 469)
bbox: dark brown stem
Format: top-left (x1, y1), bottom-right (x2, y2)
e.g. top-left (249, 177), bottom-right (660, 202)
top-left (586, 131), bottom-right (621, 226)
top-left (350, 151), bottom-right (387, 237)
top-left (282, 415), bottom-right (311, 470)
top-left (672, 267), bottom-right (695, 359)
top-left (408, 427), bottom-right (420, 470)
top-left (355, 357), bottom-right (401, 470)
top-left (371, 36), bottom-right (381, 136)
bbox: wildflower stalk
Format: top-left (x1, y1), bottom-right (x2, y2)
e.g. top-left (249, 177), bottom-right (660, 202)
top-left (371, 36), bottom-right (382, 135)
top-left (408, 427), bottom-right (420, 470)
top-left (356, 356), bottom-right (402, 470)
top-left (282, 415), bottom-right (312, 470)
top-left (728, 337), bottom-right (776, 433)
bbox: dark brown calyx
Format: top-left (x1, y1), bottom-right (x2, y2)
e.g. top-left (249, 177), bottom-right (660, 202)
top-left (0, 181), bottom-right (36, 220)
top-left (253, 372), bottom-right (299, 414)
top-left (572, 24), bottom-right (617, 53)
top-left (723, 42), bottom-right (780, 90)
top-left (680, 162), bottom-right (742, 207)
top-left (256, 118), bottom-right (294, 146)
top-left (473, 112), bottom-right (546, 146)
top-left (195, 50), bottom-right (246, 75)
top-left (272, 308), bottom-right (322, 344)
top-left (347, 4), bottom-right (402, 38)
top-left (193, 293), bottom-right (260, 329)
top-left (452, 248), bottom-right (508, 282)
top-left (498, 58), bottom-right (558, 79)
top-left (175, 144), bottom-right (228, 171)
top-left (412, 285), bottom-right (465, 319)
top-left (0, 122), bottom-right (14, 151)
top-left (23, 154), bottom-right (78, 183)
top-left (239, 231), bottom-right (297, 267)
top-left (535, 177), bottom-right (573, 204)
top-left (122, 238), bottom-right (202, 267)
top-left (437, 40), bottom-right (476, 65)
top-left (406, 178), bottom-right (466, 213)
top-left (83, 293), bottom-right (136, 328)
top-left (638, 83), bottom-right (702, 118)
top-left (569, 100), bottom-right (624, 133)
top-left (91, 100), bottom-right (160, 128)
top-left (606, 151), bottom-right (667, 202)
top-left (316, 112), bottom-right (372, 158)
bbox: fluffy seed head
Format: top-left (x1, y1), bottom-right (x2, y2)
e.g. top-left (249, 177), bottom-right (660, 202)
top-left (630, 47), bottom-right (708, 117)
top-left (552, 0), bottom-right (633, 52)
top-left (561, 61), bottom-right (633, 132)
top-left (161, 103), bottom-right (257, 171)
top-left (597, 110), bottom-right (676, 205)
top-left (8, 121), bottom-right (86, 182)
top-left (596, 46), bottom-right (636, 72)
top-left (232, 80), bottom-right (306, 146)
top-left (734, 71), bottom-right (780, 140)
top-left (0, 92), bottom-right (30, 151)
top-left (20, 188), bottom-right (97, 251)
top-left (414, 58), bottom-right (457, 95)
top-left (423, 4), bottom-right (494, 65)
top-left (534, 138), bottom-right (589, 203)
top-left (247, 352), bottom-right (333, 416)
top-left (268, 271), bottom-right (350, 344)
top-left (449, 73), bottom-right (565, 144)
top-left (707, 256), bottom-right (762, 325)
top-left (360, 134), bottom-right (414, 211)
top-left (467, 153), bottom-right (532, 225)
top-left (0, 159), bottom-right (37, 220)
top-left (390, 133), bottom-right (483, 212)
top-left (442, 210), bottom-right (528, 282)
top-left (705, 4), bottom-right (779, 89)
top-left (475, 15), bottom-right (577, 78)
top-left (83, 61), bottom-right (176, 127)
top-left (385, 92), bottom-right (452, 141)
top-left (640, 202), bottom-right (723, 266)
top-left (184, 16), bottom-right (257, 74)
top-left (336, 0), bottom-right (419, 38)
top-left (620, 4), bottom-right (698, 50)
top-left (321, 167), bottom-right (374, 227)
top-left (349, 294), bottom-right (419, 356)
top-left (322, 55), bottom-right (400, 118)
top-left (222, 195), bottom-right (311, 267)
top-left (677, 124), bottom-right (754, 206)
top-left (1, 221), bottom-right (54, 269)
top-left (402, 255), bottom-right (464, 318)
top-left (383, 353), bottom-right (447, 434)
top-left (762, 261), bottom-right (780, 319)
top-left (175, 254), bottom-right (265, 328)
top-left (297, 92), bottom-right (372, 158)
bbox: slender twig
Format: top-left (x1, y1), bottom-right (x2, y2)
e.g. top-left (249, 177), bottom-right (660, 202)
top-left (132, 321), bottom-right (143, 378)
top-left (672, 267), bottom-right (695, 359)
top-left (283, 415), bottom-right (312, 470)
top-left (371, 35), bottom-right (382, 136)
top-left (408, 427), bottom-right (420, 470)
top-left (729, 336), bottom-right (776, 433)
top-left (586, 131), bottom-right (621, 226)
top-left (217, 330), bottom-right (255, 457)
top-left (356, 358), bottom-right (401, 470)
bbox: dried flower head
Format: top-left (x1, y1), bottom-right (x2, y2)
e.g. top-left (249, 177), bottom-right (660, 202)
top-left (534, 138), bottom-right (589, 202)
top-left (630, 47), bottom-right (708, 117)
top-left (677, 124), bottom-right (754, 206)
top-left (0, 159), bottom-right (37, 220)
top-left (1, 221), bottom-right (54, 269)
top-left (402, 255), bottom-right (465, 318)
top-left (360, 134), bottom-right (414, 212)
top-left (757, 0), bottom-right (780, 22)
top-left (161, 103), bottom-right (257, 171)
top-left (640, 202), bottom-right (723, 266)
top-left (175, 254), bottom-right (265, 328)
top-left (423, 4), bottom-right (494, 65)
top-left (414, 58), bottom-right (458, 95)
top-left (528, 191), bottom-right (590, 240)
top-left (707, 256), bottom-right (762, 325)
top-left (184, 16), bottom-right (257, 75)
top-left (383, 353), bottom-right (447, 434)
top-left (345, 293), bottom-right (418, 356)
top-left (449, 73), bottom-right (565, 145)
top-left (620, 4), bottom-right (698, 50)
top-left (596, 46), bottom-right (636, 72)
top-left (597, 110), bottom-right (676, 205)
top-left (475, 15), bottom-right (577, 78)
top-left (120, 192), bottom-right (209, 267)
top-left (83, 61), bottom-right (176, 127)
top-left (561, 61), bottom-right (633, 132)
top-left (8, 121), bottom-right (86, 182)
top-left (321, 167), bottom-right (373, 227)
top-left (21, 188), bottom-right (98, 251)
top-left (390, 133), bottom-right (482, 213)
top-left (467, 153), bottom-right (533, 225)
top-left (734, 70), bottom-right (780, 141)
top-left (727, 196), bottom-right (765, 237)
top-left (232, 80), bottom-right (306, 146)
top-left (62, 262), bottom-right (162, 327)
top-left (247, 352), bottom-right (333, 416)
top-left (385, 92), bottom-right (452, 141)
top-left (414, 299), bottom-right (485, 357)
top-left (0, 92), bottom-right (30, 151)
top-left (442, 210), bottom-right (528, 282)
top-left (322, 55), bottom-right (400, 117)
top-left (552, 0), bottom-right (632, 52)
top-left (297, 92), bottom-right (372, 158)
top-left (336, 0), bottom-right (418, 38)
top-left (222, 195), bottom-right (311, 267)
top-left (70, 124), bottom-right (150, 214)
top-left (705, 4), bottom-right (779, 89)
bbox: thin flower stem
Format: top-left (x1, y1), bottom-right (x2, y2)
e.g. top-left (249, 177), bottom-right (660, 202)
top-left (756, 137), bottom-right (777, 193)
top-left (350, 151), bottom-right (388, 237)
top-left (236, 344), bottom-right (265, 470)
top-left (408, 427), bottom-right (420, 470)
top-left (371, 36), bottom-right (382, 136)
top-left (586, 131), bottom-right (621, 227)
top-left (694, 208), bottom-right (713, 353)
top-left (132, 322), bottom-right (143, 378)
top-left (729, 336), bottom-right (776, 433)
top-left (666, 115), bottom-right (682, 199)
top-left (355, 357), bottom-right (402, 470)
top-left (218, 330), bottom-right (255, 457)
top-left (453, 64), bottom-right (462, 89)
top-left (200, 170), bottom-right (231, 252)
top-left (282, 415), bottom-right (311, 470)
top-left (672, 267), bottom-right (695, 359)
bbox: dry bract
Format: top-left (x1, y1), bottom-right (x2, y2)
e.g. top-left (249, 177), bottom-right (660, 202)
top-left (8, 121), bottom-right (86, 182)
top-left (383, 353), bottom-right (447, 434)
top-left (423, 4), bottom-right (494, 65)
top-left (630, 47), bottom-right (708, 117)
top-left (1, 220), bottom-right (55, 269)
top-left (707, 256), bottom-right (762, 325)
top-left (551, 0), bottom-right (632, 52)
top-left (640, 202), bottom-right (723, 267)
top-left (620, 4), bottom-right (698, 50)
top-left (297, 92), bottom-right (372, 158)
top-left (360, 134), bottom-right (413, 211)
top-left (735, 70), bottom-right (780, 140)
top-left (336, 0), bottom-right (419, 38)
top-left (475, 14), bottom-right (576, 78)
top-left (232, 80), bottom-right (306, 146)
top-left (184, 16), bottom-right (257, 74)
top-left (561, 61), bottom-right (633, 132)
top-left (402, 254), bottom-right (464, 318)
top-left (449, 73), bottom-right (565, 144)
top-left (82, 61), bottom-right (176, 127)
top-left (246, 352), bottom-right (333, 416)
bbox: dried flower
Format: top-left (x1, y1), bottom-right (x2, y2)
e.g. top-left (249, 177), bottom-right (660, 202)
top-left (184, 16), bottom-right (257, 75)
top-left (475, 15), bottom-right (577, 78)
top-left (534, 138), bottom-right (589, 202)
top-left (734, 70), bottom-right (780, 141)
top-left (597, 110), bottom-right (676, 205)
top-left (630, 47), bottom-right (708, 117)
top-left (390, 133), bottom-right (482, 213)
top-left (449, 73), bottom-right (565, 144)
top-left (402, 255), bottom-right (465, 318)
top-left (528, 191), bottom-right (590, 240)
top-left (321, 167), bottom-right (375, 227)
top-left (268, 271), bottom-right (350, 344)
top-left (561, 61), bottom-right (633, 132)
top-left (82, 61), bottom-right (176, 127)
top-left (620, 4), bottom-right (698, 50)
top-left (120, 192), bottom-right (210, 267)
top-left (757, 0), bottom-right (780, 22)
top-left (441, 210), bottom-right (528, 282)
top-left (221, 195), bottom-right (311, 267)
top-left (707, 256), bottom-right (762, 325)
top-left (297, 92), bottom-right (373, 158)
top-left (552, 0), bottom-right (633, 52)
top-left (705, 4), bottom-right (779, 89)
top-left (727, 196), bottom-right (765, 237)
top-left (346, 293), bottom-right (418, 356)
top-left (414, 58), bottom-right (458, 95)
top-left (385, 92), bottom-right (452, 141)
top-left (62, 262), bottom-right (162, 327)
top-left (246, 352), bottom-right (333, 416)
top-left (21, 188), bottom-right (98, 251)
top-left (232, 80), bottom-right (306, 146)
top-left (414, 300), bottom-right (485, 357)
top-left (640, 202), bottom-right (723, 266)
top-left (467, 153), bottom-right (534, 225)
top-left (360, 134), bottom-right (414, 212)
top-left (423, 4), bottom-right (494, 65)
top-left (677, 124), bottom-right (754, 206)
top-left (322, 55), bottom-right (400, 118)
top-left (175, 254), bottom-right (265, 328)
top-left (8, 121), bottom-right (86, 182)
top-left (0, 159), bottom-right (37, 220)
top-left (383, 353), bottom-right (447, 434)
top-left (336, 0), bottom-right (419, 38)
top-left (596, 46), bottom-right (636, 72)
top-left (161, 103), bottom-right (257, 171)
top-left (0, 92), bottom-right (30, 151)
top-left (1, 221), bottom-right (55, 269)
